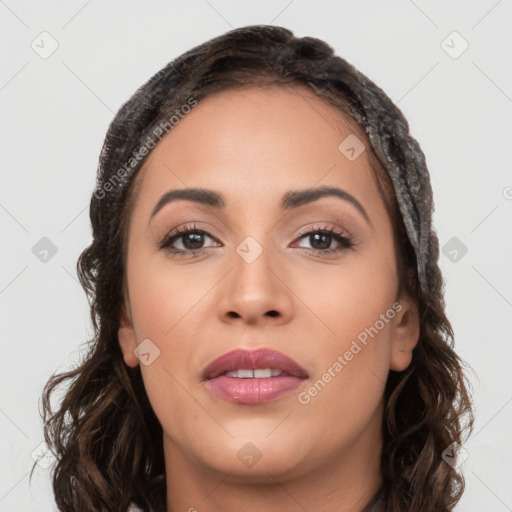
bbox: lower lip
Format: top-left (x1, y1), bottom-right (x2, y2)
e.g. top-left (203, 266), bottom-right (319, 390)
top-left (205, 375), bottom-right (306, 404)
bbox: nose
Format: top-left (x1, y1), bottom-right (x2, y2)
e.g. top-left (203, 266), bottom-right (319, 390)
top-left (216, 240), bottom-right (294, 327)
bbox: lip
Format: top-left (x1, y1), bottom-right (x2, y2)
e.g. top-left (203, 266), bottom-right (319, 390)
top-left (202, 348), bottom-right (309, 404)
top-left (202, 348), bottom-right (308, 380)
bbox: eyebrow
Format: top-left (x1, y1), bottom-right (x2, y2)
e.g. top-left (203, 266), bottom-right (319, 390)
top-left (150, 185), bottom-right (371, 225)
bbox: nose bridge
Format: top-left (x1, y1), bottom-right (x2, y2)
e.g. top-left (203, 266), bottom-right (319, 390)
top-left (234, 234), bottom-right (274, 292)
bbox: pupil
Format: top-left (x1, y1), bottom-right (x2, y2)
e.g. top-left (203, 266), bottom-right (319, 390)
top-left (311, 233), bottom-right (331, 250)
top-left (183, 232), bottom-right (204, 250)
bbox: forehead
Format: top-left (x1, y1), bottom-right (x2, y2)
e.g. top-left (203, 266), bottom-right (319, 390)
top-left (131, 85), bottom-right (384, 220)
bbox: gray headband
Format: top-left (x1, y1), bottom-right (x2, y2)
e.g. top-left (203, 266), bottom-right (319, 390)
top-left (367, 119), bottom-right (434, 300)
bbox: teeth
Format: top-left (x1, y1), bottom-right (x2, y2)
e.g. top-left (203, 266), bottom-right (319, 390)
top-left (254, 368), bottom-right (271, 378)
top-left (225, 368), bottom-right (283, 378)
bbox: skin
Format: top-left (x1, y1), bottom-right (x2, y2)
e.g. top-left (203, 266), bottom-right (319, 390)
top-left (118, 85), bottom-right (420, 512)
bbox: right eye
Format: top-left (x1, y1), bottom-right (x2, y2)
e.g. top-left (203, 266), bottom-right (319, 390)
top-left (159, 224), bottom-right (222, 256)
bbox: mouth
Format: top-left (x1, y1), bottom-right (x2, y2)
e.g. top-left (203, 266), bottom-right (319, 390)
top-left (202, 348), bottom-right (309, 404)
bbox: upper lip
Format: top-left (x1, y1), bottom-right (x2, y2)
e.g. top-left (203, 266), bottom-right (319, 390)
top-left (202, 348), bottom-right (309, 380)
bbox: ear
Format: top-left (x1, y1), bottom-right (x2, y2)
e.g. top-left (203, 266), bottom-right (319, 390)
top-left (389, 292), bottom-right (420, 372)
top-left (118, 302), bottom-right (139, 368)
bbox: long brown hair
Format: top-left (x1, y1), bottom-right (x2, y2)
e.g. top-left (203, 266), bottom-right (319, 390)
top-left (35, 25), bottom-right (474, 511)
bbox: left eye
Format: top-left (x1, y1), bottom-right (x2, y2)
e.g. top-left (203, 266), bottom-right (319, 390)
top-left (293, 228), bottom-right (353, 252)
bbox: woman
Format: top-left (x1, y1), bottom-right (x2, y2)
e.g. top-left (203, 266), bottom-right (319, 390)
top-left (37, 25), bottom-right (474, 511)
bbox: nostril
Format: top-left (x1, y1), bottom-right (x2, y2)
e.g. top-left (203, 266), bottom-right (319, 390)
top-left (225, 310), bottom-right (279, 319)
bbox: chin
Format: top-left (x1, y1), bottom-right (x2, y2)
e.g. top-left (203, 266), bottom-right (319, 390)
top-left (198, 435), bottom-right (311, 481)
top-left (208, 456), bottom-right (308, 484)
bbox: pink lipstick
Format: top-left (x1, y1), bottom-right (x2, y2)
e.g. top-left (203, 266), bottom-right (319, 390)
top-left (202, 348), bottom-right (308, 404)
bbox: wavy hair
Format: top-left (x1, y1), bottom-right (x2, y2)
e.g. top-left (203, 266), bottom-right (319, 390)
top-left (35, 25), bottom-right (474, 511)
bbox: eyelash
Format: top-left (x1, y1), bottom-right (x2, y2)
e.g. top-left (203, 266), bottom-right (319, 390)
top-left (159, 223), bottom-right (355, 258)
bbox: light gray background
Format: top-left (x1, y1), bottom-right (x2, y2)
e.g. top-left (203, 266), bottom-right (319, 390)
top-left (1, 1), bottom-right (511, 510)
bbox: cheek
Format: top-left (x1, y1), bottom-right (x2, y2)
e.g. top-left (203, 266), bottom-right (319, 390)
top-left (126, 254), bottom-right (214, 397)
top-left (296, 263), bottom-right (396, 426)
top-left (289, 248), bottom-right (398, 406)
top-left (127, 251), bottom-right (209, 340)
top-left (294, 248), bottom-right (398, 344)
top-left (127, 258), bottom-right (207, 436)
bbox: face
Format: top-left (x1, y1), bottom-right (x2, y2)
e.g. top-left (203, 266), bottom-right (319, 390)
top-left (118, 86), bottom-right (419, 486)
